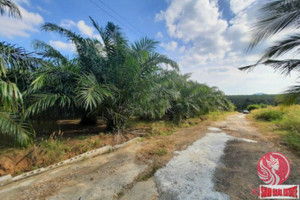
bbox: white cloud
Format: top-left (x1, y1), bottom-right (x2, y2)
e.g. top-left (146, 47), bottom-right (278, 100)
top-left (36, 6), bottom-right (51, 14)
top-left (49, 40), bottom-right (76, 53)
top-left (60, 19), bottom-right (76, 28)
top-left (14, 0), bottom-right (30, 6)
top-left (77, 20), bottom-right (94, 37)
top-left (59, 19), bottom-right (101, 40)
top-left (0, 5), bottom-right (44, 38)
top-left (161, 41), bottom-right (178, 51)
top-left (156, 0), bottom-right (299, 94)
top-left (229, 0), bottom-right (256, 14)
top-left (156, 31), bottom-right (164, 39)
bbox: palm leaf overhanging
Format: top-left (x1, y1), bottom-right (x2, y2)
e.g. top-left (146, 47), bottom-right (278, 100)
top-left (0, 0), bottom-right (21, 18)
top-left (240, 0), bottom-right (300, 102)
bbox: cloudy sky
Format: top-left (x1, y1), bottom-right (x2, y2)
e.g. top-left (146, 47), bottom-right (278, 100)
top-left (0, 0), bottom-right (298, 95)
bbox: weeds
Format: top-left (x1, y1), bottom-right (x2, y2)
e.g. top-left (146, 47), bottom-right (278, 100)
top-left (139, 165), bottom-right (161, 181)
top-left (252, 105), bottom-right (300, 153)
top-left (253, 107), bottom-right (284, 121)
top-left (155, 148), bottom-right (167, 156)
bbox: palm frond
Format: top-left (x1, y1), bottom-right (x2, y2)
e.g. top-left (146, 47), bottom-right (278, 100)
top-left (0, 79), bottom-right (23, 110)
top-left (250, 0), bottom-right (300, 48)
top-left (76, 73), bottom-right (112, 111)
top-left (0, 110), bottom-right (33, 146)
top-left (32, 40), bottom-right (68, 64)
top-left (240, 59), bottom-right (300, 75)
top-left (277, 84), bottom-right (300, 105)
top-left (25, 93), bottom-right (72, 118)
top-left (0, 0), bottom-right (21, 18)
top-left (258, 34), bottom-right (300, 64)
top-left (132, 37), bottom-right (159, 52)
top-left (0, 42), bottom-right (37, 76)
top-left (144, 53), bottom-right (179, 71)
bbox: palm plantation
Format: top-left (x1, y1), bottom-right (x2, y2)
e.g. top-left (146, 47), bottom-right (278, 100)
top-left (0, 2), bottom-right (232, 147)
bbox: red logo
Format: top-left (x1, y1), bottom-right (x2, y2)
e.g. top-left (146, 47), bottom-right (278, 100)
top-left (257, 152), bottom-right (291, 185)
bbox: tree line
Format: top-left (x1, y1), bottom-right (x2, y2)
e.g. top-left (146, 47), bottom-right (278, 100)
top-left (0, 1), bottom-right (233, 147)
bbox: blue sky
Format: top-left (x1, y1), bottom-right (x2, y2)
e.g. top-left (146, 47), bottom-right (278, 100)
top-left (0, 0), bottom-right (298, 95)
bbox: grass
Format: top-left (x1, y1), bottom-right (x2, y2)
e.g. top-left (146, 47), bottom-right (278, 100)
top-left (127, 111), bottom-right (229, 137)
top-left (155, 148), bottom-right (168, 156)
top-left (253, 106), bottom-right (284, 121)
top-left (251, 105), bottom-right (300, 154)
top-left (139, 165), bottom-right (161, 181)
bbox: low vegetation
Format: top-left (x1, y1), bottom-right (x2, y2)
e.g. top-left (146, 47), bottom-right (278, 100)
top-left (246, 104), bottom-right (268, 112)
top-left (251, 105), bottom-right (300, 153)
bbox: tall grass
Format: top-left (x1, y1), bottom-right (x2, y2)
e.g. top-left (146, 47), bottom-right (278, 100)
top-left (253, 105), bottom-right (300, 153)
top-left (253, 106), bottom-right (284, 121)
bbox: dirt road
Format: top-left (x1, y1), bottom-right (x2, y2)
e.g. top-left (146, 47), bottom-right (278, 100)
top-left (0, 114), bottom-right (299, 200)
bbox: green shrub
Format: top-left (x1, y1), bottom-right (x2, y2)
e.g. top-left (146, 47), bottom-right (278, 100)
top-left (253, 108), bottom-right (284, 121)
top-left (279, 110), bottom-right (300, 133)
top-left (284, 131), bottom-right (300, 153)
top-left (155, 148), bottom-right (167, 156)
top-left (246, 104), bottom-right (268, 111)
top-left (246, 104), bottom-right (261, 111)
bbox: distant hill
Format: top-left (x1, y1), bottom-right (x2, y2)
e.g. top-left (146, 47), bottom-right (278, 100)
top-left (226, 94), bottom-right (277, 111)
top-left (253, 93), bottom-right (266, 95)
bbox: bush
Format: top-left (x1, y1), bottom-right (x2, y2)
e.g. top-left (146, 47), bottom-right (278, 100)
top-left (279, 108), bottom-right (300, 133)
top-left (253, 107), bottom-right (284, 121)
top-left (246, 104), bottom-right (261, 111)
top-left (246, 104), bottom-right (268, 111)
top-left (285, 131), bottom-right (300, 153)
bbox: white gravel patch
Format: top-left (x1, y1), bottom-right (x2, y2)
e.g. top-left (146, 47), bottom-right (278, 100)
top-left (155, 132), bottom-right (256, 200)
top-left (208, 127), bottom-right (222, 132)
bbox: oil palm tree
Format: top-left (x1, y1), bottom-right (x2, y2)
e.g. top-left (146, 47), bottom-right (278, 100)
top-left (0, 0), bottom-right (21, 18)
top-left (33, 18), bottom-right (179, 130)
top-left (0, 3), bottom-right (37, 146)
top-left (0, 43), bottom-right (36, 146)
top-left (25, 40), bottom-right (112, 125)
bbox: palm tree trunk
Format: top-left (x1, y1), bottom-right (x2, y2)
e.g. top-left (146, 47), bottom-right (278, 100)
top-left (80, 114), bottom-right (97, 126)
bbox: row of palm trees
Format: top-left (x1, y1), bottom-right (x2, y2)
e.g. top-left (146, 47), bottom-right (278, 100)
top-left (0, 1), bottom-right (233, 146)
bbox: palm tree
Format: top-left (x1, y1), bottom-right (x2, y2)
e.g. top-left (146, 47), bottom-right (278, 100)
top-left (166, 72), bottom-right (233, 124)
top-left (25, 40), bottom-right (112, 125)
top-left (0, 1), bottom-right (36, 146)
top-left (29, 17), bottom-right (231, 132)
top-left (0, 43), bottom-right (35, 146)
top-left (0, 0), bottom-right (21, 18)
top-left (240, 0), bottom-right (300, 102)
top-left (31, 19), bottom-right (179, 130)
